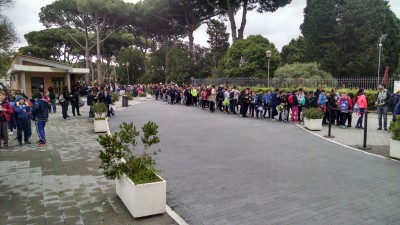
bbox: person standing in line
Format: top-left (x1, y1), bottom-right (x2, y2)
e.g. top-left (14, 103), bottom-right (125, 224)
top-left (48, 87), bottom-right (56, 113)
top-left (32, 92), bottom-right (49, 147)
top-left (61, 85), bottom-right (70, 120)
top-left (355, 89), bottom-right (368, 129)
top-left (0, 91), bottom-right (14, 149)
top-left (13, 95), bottom-right (31, 145)
top-left (70, 87), bottom-right (81, 116)
top-left (376, 84), bottom-right (391, 131)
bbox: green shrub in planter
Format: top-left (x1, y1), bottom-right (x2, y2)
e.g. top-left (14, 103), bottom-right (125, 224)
top-left (93, 102), bottom-right (108, 119)
top-left (303, 108), bottom-right (325, 119)
top-left (111, 93), bottom-right (120, 105)
top-left (126, 92), bottom-right (134, 101)
top-left (97, 122), bottom-right (161, 184)
top-left (389, 118), bottom-right (400, 141)
top-left (139, 93), bottom-right (146, 97)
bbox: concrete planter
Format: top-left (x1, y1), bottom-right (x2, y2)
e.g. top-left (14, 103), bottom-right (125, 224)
top-left (94, 118), bottom-right (108, 133)
top-left (390, 139), bottom-right (400, 159)
top-left (146, 94), bottom-right (152, 99)
top-left (304, 118), bottom-right (323, 131)
top-left (116, 173), bottom-right (166, 218)
top-left (139, 97), bottom-right (146, 101)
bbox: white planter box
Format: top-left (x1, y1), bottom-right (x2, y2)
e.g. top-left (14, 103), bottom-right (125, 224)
top-left (304, 118), bottom-right (323, 131)
top-left (139, 97), bottom-right (146, 101)
top-left (146, 94), bottom-right (152, 99)
top-left (390, 139), bottom-right (400, 159)
top-left (94, 118), bottom-right (108, 133)
top-left (116, 173), bottom-right (166, 218)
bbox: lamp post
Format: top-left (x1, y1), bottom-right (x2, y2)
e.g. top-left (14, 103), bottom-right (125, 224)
top-left (377, 34), bottom-right (388, 87)
top-left (266, 50), bottom-right (272, 88)
top-left (111, 55), bottom-right (117, 84)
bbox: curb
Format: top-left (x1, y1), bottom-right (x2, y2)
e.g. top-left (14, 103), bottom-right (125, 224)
top-left (295, 123), bottom-right (398, 162)
top-left (105, 99), bottom-right (189, 225)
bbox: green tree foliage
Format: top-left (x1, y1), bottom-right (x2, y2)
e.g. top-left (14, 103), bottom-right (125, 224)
top-left (301, 0), bottom-right (400, 77)
top-left (19, 28), bottom-right (83, 64)
top-left (206, 19), bottom-right (230, 69)
top-left (0, 0), bottom-right (17, 52)
top-left (273, 62), bottom-right (333, 82)
top-left (167, 42), bottom-right (212, 84)
top-left (117, 47), bottom-right (145, 84)
top-left (223, 35), bottom-right (280, 78)
top-left (281, 36), bottom-right (310, 65)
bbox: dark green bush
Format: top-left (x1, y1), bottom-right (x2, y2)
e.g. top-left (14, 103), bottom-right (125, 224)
top-left (303, 108), bottom-right (325, 119)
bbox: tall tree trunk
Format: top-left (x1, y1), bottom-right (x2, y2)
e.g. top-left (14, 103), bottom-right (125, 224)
top-left (165, 37), bottom-right (170, 83)
top-left (227, 0), bottom-right (237, 43)
top-left (238, 0), bottom-right (248, 39)
top-left (188, 27), bottom-right (194, 59)
top-left (95, 15), bottom-right (103, 84)
top-left (85, 34), bottom-right (90, 84)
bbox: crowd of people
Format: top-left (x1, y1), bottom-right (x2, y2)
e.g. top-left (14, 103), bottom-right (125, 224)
top-left (149, 82), bottom-right (400, 131)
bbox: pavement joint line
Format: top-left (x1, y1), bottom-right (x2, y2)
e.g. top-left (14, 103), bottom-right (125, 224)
top-left (295, 123), bottom-right (397, 162)
top-left (106, 99), bottom-right (188, 225)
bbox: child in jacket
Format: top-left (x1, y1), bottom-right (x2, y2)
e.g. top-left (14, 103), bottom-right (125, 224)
top-left (13, 95), bottom-right (31, 145)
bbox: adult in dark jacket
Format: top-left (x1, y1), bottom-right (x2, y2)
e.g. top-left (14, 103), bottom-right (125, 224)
top-left (61, 85), bottom-right (70, 120)
top-left (70, 87), bottom-right (81, 116)
top-left (86, 89), bottom-right (95, 118)
top-left (48, 86), bottom-right (56, 113)
top-left (102, 89), bottom-right (112, 117)
top-left (268, 88), bottom-right (280, 120)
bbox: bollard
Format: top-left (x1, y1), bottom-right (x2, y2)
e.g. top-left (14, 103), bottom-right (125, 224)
top-left (358, 110), bottom-right (371, 150)
top-left (324, 106), bottom-right (335, 138)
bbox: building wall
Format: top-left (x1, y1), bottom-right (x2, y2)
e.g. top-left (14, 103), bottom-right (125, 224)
top-left (25, 72), bottom-right (66, 97)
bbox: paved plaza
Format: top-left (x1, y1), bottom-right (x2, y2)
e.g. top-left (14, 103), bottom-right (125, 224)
top-left (109, 100), bottom-right (400, 225)
top-left (0, 103), bottom-right (177, 225)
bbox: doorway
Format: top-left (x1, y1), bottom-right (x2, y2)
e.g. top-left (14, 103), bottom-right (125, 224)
top-left (31, 77), bottom-right (44, 96)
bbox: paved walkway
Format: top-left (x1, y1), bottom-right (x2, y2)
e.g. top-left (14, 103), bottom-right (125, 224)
top-left (0, 100), bottom-right (177, 225)
top-left (298, 113), bottom-right (392, 157)
top-left (109, 100), bottom-right (400, 225)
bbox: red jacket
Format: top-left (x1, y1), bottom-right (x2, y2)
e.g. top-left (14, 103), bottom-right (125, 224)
top-left (0, 100), bottom-right (14, 122)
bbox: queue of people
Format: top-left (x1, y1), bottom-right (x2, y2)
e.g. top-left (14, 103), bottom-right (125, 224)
top-left (151, 82), bottom-right (399, 131)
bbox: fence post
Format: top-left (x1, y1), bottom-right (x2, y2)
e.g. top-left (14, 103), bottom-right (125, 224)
top-left (358, 110), bottom-right (371, 150)
top-left (324, 107), bottom-right (335, 138)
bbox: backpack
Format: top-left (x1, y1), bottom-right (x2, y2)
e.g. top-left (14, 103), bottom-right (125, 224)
top-left (391, 93), bottom-right (399, 108)
top-left (229, 91), bottom-right (234, 99)
top-left (299, 96), bottom-right (306, 106)
top-left (58, 94), bottom-right (65, 103)
top-left (288, 95), bottom-right (293, 104)
top-left (340, 99), bottom-right (349, 112)
top-left (253, 94), bottom-right (260, 105)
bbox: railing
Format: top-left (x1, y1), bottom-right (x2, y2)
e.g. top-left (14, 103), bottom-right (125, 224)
top-left (193, 77), bottom-right (399, 91)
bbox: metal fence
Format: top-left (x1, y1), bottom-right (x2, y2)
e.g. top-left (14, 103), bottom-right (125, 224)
top-left (193, 77), bottom-right (399, 91)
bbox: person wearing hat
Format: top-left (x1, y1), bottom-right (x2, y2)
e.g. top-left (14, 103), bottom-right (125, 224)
top-left (32, 92), bottom-right (49, 147)
top-left (13, 95), bottom-right (31, 145)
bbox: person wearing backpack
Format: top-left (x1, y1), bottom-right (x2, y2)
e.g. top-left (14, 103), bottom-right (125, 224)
top-left (32, 92), bottom-right (49, 147)
top-left (263, 90), bottom-right (271, 118)
top-left (13, 95), bottom-right (31, 145)
top-left (290, 90), bottom-right (299, 123)
top-left (375, 83), bottom-right (391, 131)
top-left (48, 87), bottom-right (56, 113)
top-left (355, 89), bottom-right (368, 129)
top-left (391, 89), bottom-right (400, 122)
top-left (337, 91), bottom-right (353, 128)
top-left (229, 87), bottom-right (236, 114)
top-left (0, 91), bottom-right (14, 149)
top-left (254, 89), bottom-right (264, 118)
top-left (70, 86), bottom-right (81, 116)
top-left (297, 88), bottom-right (305, 122)
top-left (268, 88), bottom-right (280, 121)
top-left (60, 85), bottom-right (70, 120)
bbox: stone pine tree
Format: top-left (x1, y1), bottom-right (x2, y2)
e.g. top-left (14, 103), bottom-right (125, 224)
top-left (280, 36), bottom-right (310, 65)
top-left (301, 0), bottom-right (400, 77)
top-left (207, 0), bottom-right (292, 43)
top-left (206, 19), bottom-right (230, 69)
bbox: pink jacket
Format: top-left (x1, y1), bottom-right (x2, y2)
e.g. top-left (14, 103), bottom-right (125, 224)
top-left (357, 94), bottom-right (367, 109)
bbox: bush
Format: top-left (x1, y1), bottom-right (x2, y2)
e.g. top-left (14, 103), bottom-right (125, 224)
top-left (126, 92), bottom-right (134, 101)
top-left (97, 122), bottom-right (162, 184)
top-left (111, 93), bottom-right (120, 105)
top-left (139, 93), bottom-right (146, 97)
top-left (389, 118), bottom-right (400, 141)
top-left (93, 102), bottom-right (107, 118)
top-left (303, 108), bottom-right (325, 119)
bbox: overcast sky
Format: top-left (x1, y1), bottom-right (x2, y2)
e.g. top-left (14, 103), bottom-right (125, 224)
top-left (4, 0), bottom-right (400, 51)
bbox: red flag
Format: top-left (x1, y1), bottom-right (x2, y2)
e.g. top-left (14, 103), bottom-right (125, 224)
top-left (383, 65), bottom-right (390, 84)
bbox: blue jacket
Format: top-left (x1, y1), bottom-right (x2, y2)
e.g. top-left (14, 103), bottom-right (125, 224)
top-left (318, 94), bottom-right (327, 107)
top-left (263, 93), bottom-right (270, 105)
top-left (13, 104), bottom-right (30, 120)
top-left (268, 92), bottom-right (279, 107)
top-left (32, 99), bottom-right (49, 121)
top-left (394, 101), bottom-right (400, 116)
